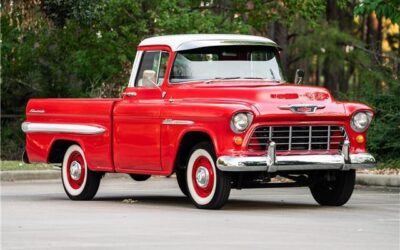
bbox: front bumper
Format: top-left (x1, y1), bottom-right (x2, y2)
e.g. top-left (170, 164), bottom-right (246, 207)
top-left (216, 141), bottom-right (376, 172)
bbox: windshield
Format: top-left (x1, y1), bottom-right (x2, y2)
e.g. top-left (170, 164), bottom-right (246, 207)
top-left (170, 46), bottom-right (284, 83)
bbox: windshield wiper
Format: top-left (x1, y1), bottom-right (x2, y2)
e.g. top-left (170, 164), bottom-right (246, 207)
top-left (215, 77), bottom-right (269, 80)
top-left (213, 77), bottom-right (242, 80)
top-left (205, 77), bottom-right (240, 84)
top-left (243, 77), bottom-right (282, 82)
top-left (205, 76), bottom-right (280, 84)
top-left (241, 77), bottom-right (265, 79)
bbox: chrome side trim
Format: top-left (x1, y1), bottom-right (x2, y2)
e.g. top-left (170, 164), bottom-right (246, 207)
top-left (21, 122), bottom-right (106, 135)
top-left (122, 91), bottom-right (137, 97)
top-left (162, 119), bottom-right (194, 125)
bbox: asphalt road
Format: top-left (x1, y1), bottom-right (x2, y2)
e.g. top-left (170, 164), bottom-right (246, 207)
top-left (1, 176), bottom-right (399, 250)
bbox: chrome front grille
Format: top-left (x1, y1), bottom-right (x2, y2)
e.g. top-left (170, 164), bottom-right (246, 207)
top-left (248, 125), bottom-right (347, 152)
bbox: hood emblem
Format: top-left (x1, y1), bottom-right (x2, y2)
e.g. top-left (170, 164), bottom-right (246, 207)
top-left (279, 104), bottom-right (325, 114)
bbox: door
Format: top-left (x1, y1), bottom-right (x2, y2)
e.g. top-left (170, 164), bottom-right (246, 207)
top-left (113, 50), bottom-right (169, 172)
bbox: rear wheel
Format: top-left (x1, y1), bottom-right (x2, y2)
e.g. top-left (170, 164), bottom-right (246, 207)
top-left (186, 142), bottom-right (231, 209)
top-left (61, 145), bottom-right (101, 200)
top-left (309, 170), bottom-right (355, 206)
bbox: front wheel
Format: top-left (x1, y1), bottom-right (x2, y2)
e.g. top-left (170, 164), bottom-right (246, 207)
top-left (309, 170), bottom-right (355, 206)
top-left (186, 142), bottom-right (231, 209)
top-left (62, 145), bottom-right (101, 200)
top-left (176, 169), bottom-right (188, 196)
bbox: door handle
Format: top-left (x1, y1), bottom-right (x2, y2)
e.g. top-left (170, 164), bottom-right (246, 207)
top-left (122, 91), bottom-right (137, 97)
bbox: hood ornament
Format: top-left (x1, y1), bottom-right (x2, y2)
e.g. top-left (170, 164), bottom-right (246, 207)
top-left (279, 104), bottom-right (325, 114)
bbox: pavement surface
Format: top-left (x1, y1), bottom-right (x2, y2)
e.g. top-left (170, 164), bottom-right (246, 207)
top-left (1, 176), bottom-right (399, 250)
top-left (3, 170), bottom-right (400, 187)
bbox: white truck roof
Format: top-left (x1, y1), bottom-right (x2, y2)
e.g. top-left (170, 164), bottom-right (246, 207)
top-left (138, 34), bottom-right (278, 51)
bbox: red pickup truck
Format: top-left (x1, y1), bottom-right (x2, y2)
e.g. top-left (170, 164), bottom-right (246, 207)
top-left (22, 34), bottom-right (376, 209)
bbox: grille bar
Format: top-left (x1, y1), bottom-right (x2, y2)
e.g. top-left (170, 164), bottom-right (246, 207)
top-left (327, 126), bottom-right (331, 150)
top-left (254, 129), bottom-right (343, 133)
top-left (248, 125), bottom-right (347, 152)
top-left (251, 135), bottom-right (344, 139)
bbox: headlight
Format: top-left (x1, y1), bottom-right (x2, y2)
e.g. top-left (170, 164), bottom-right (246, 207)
top-left (351, 111), bottom-right (373, 132)
top-left (231, 112), bottom-right (253, 133)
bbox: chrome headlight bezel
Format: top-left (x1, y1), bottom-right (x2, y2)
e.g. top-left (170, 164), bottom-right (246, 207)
top-left (350, 111), bottom-right (373, 132)
top-left (230, 112), bottom-right (254, 133)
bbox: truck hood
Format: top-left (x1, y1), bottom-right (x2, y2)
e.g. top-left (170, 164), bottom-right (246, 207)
top-left (171, 81), bottom-right (346, 120)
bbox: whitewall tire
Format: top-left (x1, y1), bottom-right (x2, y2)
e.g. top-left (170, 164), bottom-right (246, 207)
top-left (186, 142), bottom-right (231, 209)
top-left (61, 145), bottom-right (101, 200)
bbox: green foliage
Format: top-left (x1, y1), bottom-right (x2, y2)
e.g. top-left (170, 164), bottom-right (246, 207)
top-left (377, 159), bottom-right (400, 169)
top-left (354, 0), bottom-right (400, 24)
top-left (153, 0), bottom-right (249, 34)
top-left (231, 0), bottom-right (327, 29)
top-left (2, 0), bottom-right (247, 102)
top-left (362, 87), bottom-right (400, 161)
top-left (42, 0), bottom-right (106, 26)
top-left (0, 119), bottom-right (25, 160)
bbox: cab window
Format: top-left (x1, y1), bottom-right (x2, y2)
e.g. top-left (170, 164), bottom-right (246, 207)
top-left (135, 51), bottom-right (169, 87)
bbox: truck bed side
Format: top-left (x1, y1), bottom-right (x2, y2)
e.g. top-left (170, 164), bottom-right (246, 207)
top-left (24, 98), bottom-right (119, 172)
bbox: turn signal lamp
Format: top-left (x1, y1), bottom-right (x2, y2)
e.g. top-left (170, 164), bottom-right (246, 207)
top-left (233, 136), bottom-right (243, 146)
top-left (356, 135), bottom-right (365, 144)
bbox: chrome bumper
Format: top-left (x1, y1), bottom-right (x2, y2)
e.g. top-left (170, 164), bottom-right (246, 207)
top-left (216, 141), bottom-right (376, 172)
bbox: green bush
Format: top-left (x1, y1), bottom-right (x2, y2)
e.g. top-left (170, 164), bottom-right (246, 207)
top-left (365, 92), bottom-right (400, 162)
top-left (1, 119), bottom-right (25, 160)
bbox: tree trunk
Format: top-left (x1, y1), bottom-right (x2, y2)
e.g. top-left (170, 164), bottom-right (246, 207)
top-left (323, 0), bottom-right (341, 96)
top-left (366, 12), bottom-right (383, 91)
top-left (322, 0), bottom-right (357, 95)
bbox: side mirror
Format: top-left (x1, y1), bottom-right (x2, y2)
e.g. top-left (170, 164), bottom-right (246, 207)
top-left (143, 70), bottom-right (157, 88)
top-left (294, 69), bottom-right (305, 84)
top-left (142, 70), bottom-right (165, 97)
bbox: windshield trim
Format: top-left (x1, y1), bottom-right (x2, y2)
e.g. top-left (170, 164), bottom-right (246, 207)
top-left (176, 40), bottom-right (281, 51)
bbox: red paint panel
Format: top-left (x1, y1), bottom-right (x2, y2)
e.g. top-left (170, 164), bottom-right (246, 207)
top-left (25, 99), bottom-right (117, 172)
top-left (113, 88), bottom-right (164, 171)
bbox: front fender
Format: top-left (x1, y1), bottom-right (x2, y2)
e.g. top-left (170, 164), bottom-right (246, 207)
top-left (160, 100), bottom-right (256, 174)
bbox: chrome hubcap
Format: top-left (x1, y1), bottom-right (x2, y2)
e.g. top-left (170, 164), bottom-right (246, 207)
top-left (70, 161), bottom-right (82, 180)
top-left (196, 166), bottom-right (209, 188)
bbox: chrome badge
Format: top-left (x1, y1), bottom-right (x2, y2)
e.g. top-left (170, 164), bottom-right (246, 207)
top-left (279, 104), bottom-right (325, 114)
top-left (29, 109), bottom-right (45, 113)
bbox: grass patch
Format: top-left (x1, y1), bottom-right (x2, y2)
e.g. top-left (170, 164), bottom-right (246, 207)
top-left (0, 161), bottom-right (54, 171)
top-left (377, 159), bottom-right (400, 169)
